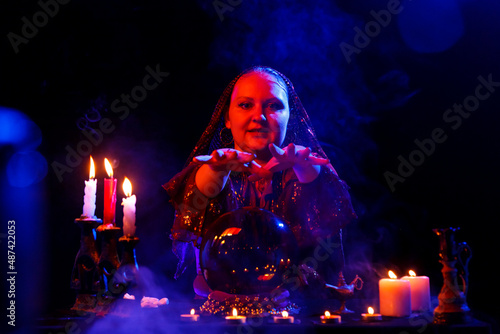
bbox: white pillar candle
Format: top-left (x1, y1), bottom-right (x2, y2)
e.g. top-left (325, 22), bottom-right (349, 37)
top-left (379, 271), bottom-right (411, 317)
top-left (122, 177), bottom-right (136, 236)
top-left (82, 156), bottom-right (97, 218)
top-left (401, 270), bottom-right (431, 312)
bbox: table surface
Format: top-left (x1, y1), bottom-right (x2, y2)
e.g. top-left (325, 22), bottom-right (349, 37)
top-left (34, 298), bottom-right (493, 334)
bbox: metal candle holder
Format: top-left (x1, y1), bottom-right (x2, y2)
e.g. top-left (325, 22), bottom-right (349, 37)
top-left (97, 225), bottom-right (122, 297)
top-left (71, 216), bottom-right (102, 311)
top-left (433, 227), bottom-right (472, 324)
top-left (115, 235), bottom-right (140, 296)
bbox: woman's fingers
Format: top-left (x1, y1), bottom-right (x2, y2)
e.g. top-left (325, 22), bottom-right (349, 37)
top-left (270, 143), bottom-right (289, 158)
top-left (296, 147), bottom-right (310, 160)
top-left (195, 145), bottom-right (330, 177)
top-left (248, 161), bottom-right (272, 181)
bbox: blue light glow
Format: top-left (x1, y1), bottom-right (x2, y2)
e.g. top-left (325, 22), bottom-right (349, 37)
top-left (0, 107), bottom-right (47, 187)
top-left (397, 0), bottom-right (464, 53)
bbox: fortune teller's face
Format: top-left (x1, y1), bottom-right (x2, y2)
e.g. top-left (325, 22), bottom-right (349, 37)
top-left (226, 71), bottom-right (290, 161)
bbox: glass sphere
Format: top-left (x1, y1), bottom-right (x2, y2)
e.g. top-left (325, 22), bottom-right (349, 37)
top-left (200, 207), bottom-right (298, 295)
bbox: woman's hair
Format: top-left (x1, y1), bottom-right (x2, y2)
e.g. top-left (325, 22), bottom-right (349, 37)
top-left (186, 66), bottom-right (329, 166)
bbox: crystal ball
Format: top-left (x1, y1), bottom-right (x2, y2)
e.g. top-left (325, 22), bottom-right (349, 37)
top-left (200, 207), bottom-right (298, 295)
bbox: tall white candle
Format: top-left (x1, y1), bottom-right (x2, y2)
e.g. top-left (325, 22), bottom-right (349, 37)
top-left (379, 271), bottom-right (411, 317)
top-left (82, 156), bottom-right (97, 218)
top-left (402, 270), bottom-right (431, 312)
top-left (122, 177), bottom-right (136, 236)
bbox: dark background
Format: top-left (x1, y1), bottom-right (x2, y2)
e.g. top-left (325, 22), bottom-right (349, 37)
top-left (1, 0), bottom-right (499, 332)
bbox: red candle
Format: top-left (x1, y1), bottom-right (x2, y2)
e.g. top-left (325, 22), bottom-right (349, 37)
top-left (103, 158), bottom-right (117, 226)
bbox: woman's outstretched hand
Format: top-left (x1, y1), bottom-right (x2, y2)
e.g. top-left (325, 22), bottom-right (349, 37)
top-left (249, 143), bottom-right (330, 182)
top-left (267, 143), bottom-right (329, 171)
top-left (194, 145), bottom-right (330, 184)
top-left (193, 148), bottom-right (271, 177)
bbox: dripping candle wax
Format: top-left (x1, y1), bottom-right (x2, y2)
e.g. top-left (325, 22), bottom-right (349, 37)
top-left (103, 158), bottom-right (117, 226)
top-left (121, 177), bottom-right (136, 236)
top-left (82, 156), bottom-right (97, 218)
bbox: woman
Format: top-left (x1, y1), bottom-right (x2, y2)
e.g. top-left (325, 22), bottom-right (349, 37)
top-left (164, 66), bottom-right (356, 296)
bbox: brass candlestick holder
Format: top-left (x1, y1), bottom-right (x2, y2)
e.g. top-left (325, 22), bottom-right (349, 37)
top-left (433, 227), bottom-right (472, 324)
top-left (71, 215), bottom-right (102, 312)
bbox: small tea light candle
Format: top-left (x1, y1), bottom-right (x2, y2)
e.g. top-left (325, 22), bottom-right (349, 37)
top-left (225, 308), bottom-right (246, 324)
top-left (320, 311), bottom-right (341, 324)
top-left (273, 310), bottom-right (294, 324)
top-left (181, 309), bottom-right (199, 322)
top-left (361, 307), bottom-right (382, 322)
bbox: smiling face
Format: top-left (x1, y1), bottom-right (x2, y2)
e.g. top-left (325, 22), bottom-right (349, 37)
top-left (226, 71), bottom-right (290, 162)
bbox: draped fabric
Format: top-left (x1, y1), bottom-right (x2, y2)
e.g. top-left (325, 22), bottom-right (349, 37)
top-left (163, 66), bottom-right (357, 279)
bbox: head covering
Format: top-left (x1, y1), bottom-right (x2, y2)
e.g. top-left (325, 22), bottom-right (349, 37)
top-left (186, 66), bottom-right (331, 166)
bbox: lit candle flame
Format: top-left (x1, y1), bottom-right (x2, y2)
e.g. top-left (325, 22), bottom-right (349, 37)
top-left (368, 307), bottom-right (374, 315)
top-left (232, 308), bottom-right (237, 317)
top-left (409, 270), bottom-right (416, 277)
top-left (324, 311), bottom-right (331, 317)
top-left (388, 270), bottom-right (397, 279)
top-left (104, 158), bottom-right (113, 178)
top-left (190, 309), bottom-right (195, 315)
top-left (123, 177), bottom-right (132, 197)
top-left (89, 156), bottom-right (95, 179)
top-left (282, 311), bottom-right (288, 318)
